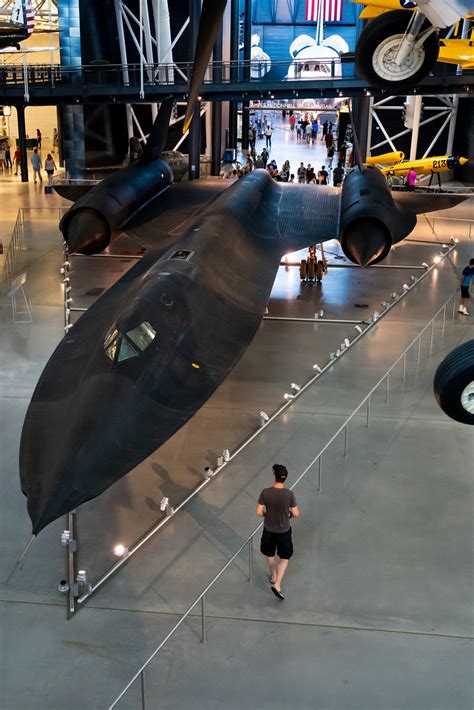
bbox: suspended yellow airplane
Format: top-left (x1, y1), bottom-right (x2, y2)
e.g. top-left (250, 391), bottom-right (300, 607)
top-left (366, 152), bottom-right (469, 186)
top-left (352, 0), bottom-right (474, 88)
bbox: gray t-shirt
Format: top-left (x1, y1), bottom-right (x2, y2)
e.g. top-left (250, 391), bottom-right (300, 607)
top-left (258, 487), bottom-right (297, 533)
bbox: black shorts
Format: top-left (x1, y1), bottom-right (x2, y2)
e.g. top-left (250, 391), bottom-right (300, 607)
top-left (461, 286), bottom-right (470, 299)
top-left (260, 527), bottom-right (293, 560)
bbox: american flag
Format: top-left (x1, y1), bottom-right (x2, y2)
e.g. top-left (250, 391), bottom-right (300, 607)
top-left (306, 0), bottom-right (343, 22)
top-left (25, 0), bottom-right (35, 34)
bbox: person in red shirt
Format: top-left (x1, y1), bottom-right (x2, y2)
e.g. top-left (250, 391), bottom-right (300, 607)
top-left (14, 148), bottom-right (21, 176)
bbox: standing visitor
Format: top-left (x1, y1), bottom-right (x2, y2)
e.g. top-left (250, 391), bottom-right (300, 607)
top-left (297, 162), bottom-right (306, 183)
top-left (327, 145), bottom-right (335, 169)
top-left (36, 128), bottom-right (42, 150)
top-left (5, 139), bottom-right (12, 169)
top-left (458, 258), bottom-right (474, 315)
top-left (44, 153), bottom-right (57, 186)
top-left (405, 167), bottom-right (417, 191)
top-left (333, 162), bottom-right (344, 187)
top-left (318, 165), bottom-right (329, 185)
top-left (264, 123), bottom-right (272, 149)
top-left (14, 147), bottom-right (21, 175)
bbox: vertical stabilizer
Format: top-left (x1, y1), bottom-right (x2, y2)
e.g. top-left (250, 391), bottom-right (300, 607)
top-left (10, 0), bottom-right (24, 27)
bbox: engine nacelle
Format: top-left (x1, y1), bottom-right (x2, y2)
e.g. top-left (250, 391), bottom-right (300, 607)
top-left (60, 160), bottom-right (173, 255)
top-left (339, 166), bottom-right (395, 267)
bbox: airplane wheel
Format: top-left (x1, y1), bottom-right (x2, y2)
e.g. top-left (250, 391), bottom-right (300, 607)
top-left (307, 259), bottom-right (315, 281)
top-left (433, 340), bottom-right (474, 425)
top-left (316, 260), bottom-right (325, 282)
top-left (356, 11), bottom-right (439, 90)
top-left (300, 259), bottom-right (307, 281)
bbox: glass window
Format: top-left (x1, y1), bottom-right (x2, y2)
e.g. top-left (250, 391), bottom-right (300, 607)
top-left (117, 339), bottom-right (139, 363)
top-left (126, 321), bottom-right (156, 352)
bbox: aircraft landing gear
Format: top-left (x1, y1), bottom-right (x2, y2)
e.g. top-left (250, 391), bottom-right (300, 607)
top-left (356, 10), bottom-right (439, 90)
top-left (300, 244), bottom-right (328, 283)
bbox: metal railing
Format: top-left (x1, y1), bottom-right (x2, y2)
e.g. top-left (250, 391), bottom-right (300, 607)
top-left (1, 207), bottom-right (68, 295)
top-left (0, 58), bottom-right (468, 94)
top-left (2, 208), bottom-right (24, 294)
top-left (108, 280), bottom-right (461, 709)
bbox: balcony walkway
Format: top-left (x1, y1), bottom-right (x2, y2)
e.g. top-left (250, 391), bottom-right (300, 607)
top-left (0, 59), bottom-right (472, 105)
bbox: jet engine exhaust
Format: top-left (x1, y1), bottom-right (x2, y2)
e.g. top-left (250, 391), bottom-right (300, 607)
top-left (63, 209), bottom-right (111, 255)
top-left (340, 218), bottom-right (391, 267)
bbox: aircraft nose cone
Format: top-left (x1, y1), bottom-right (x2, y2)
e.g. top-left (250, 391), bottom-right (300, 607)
top-left (20, 364), bottom-right (184, 533)
top-left (341, 220), bottom-right (390, 267)
top-left (459, 157), bottom-right (469, 167)
top-left (64, 209), bottom-right (110, 254)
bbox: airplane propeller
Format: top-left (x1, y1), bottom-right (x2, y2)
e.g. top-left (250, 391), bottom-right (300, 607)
top-left (183, 0), bottom-right (228, 134)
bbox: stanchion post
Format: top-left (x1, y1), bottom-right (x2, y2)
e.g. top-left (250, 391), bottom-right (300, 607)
top-left (366, 397), bottom-right (370, 427)
top-left (201, 596), bottom-right (207, 643)
top-left (344, 425), bottom-right (348, 458)
top-left (402, 353), bottom-right (407, 381)
top-left (317, 456), bottom-right (322, 492)
top-left (248, 537), bottom-right (253, 582)
top-left (442, 304), bottom-right (446, 332)
top-left (140, 670), bottom-right (146, 710)
top-left (430, 318), bottom-right (435, 352)
top-left (417, 336), bottom-right (421, 364)
top-left (385, 374), bottom-right (390, 403)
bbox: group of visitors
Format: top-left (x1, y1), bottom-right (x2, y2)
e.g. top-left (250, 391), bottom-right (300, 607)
top-left (237, 151), bottom-right (345, 188)
top-left (3, 127), bottom-right (59, 184)
top-left (30, 148), bottom-right (57, 185)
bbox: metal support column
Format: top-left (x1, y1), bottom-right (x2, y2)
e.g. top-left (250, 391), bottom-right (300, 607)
top-left (241, 101), bottom-right (250, 151)
top-left (351, 96), bottom-right (370, 162)
top-left (240, 0), bottom-right (252, 151)
top-left (188, 0), bottom-right (201, 180)
top-left (409, 94), bottom-right (423, 160)
top-left (17, 105), bottom-right (28, 183)
top-left (189, 104), bottom-right (201, 180)
top-left (228, 0), bottom-right (239, 149)
top-left (211, 22), bottom-right (223, 175)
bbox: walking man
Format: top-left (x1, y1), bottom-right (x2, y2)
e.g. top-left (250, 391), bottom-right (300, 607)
top-left (264, 123), bottom-right (272, 149)
top-left (257, 464), bottom-right (299, 600)
top-left (31, 148), bottom-right (43, 183)
top-left (458, 257), bottom-right (474, 315)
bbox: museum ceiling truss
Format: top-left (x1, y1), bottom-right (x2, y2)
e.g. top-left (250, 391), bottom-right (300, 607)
top-left (367, 95), bottom-right (460, 169)
top-left (114, 0), bottom-right (187, 141)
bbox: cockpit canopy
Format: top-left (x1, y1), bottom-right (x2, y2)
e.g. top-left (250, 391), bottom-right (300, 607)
top-left (104, 321), bottom-right (157, 364)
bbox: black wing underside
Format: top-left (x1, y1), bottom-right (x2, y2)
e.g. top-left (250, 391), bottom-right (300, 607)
top-left (123, 178), bottom-right (230, 248)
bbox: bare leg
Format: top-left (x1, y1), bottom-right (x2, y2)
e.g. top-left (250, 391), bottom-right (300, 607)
top-left (266, 556), bottom-right (277, 584)
top-left (273, 558), bottom-right (289, 592)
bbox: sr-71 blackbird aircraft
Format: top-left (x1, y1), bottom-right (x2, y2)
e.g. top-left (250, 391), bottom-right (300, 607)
top-left (20, 0), bottom-right (467, 534)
